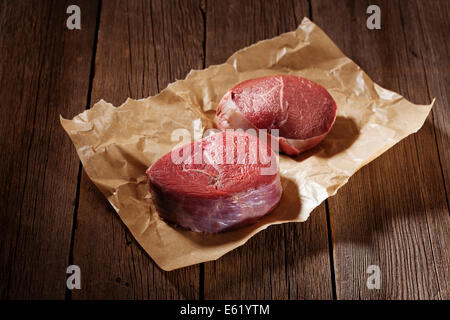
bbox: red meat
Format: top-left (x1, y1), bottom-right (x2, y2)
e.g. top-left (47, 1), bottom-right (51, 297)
top-left (216, 75), bottom-right (337, 155)
top-left (146, 131), bottom-right (282, 233)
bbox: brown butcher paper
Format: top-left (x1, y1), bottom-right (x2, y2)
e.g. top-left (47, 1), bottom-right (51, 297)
top-left (61, 18), bottom-right (434, 271)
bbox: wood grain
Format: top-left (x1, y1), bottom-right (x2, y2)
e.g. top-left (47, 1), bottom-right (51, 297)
top-left (312, 0), bottom-right (449, 299)
top-left (416, 0), bottom-right (449, 203)
top-left (0, 0), bottom-right (99, 298)
top-left (409, 0), bottom-right (450, 299)
top-left (71, 0), bottom-right (204, 299)
top-left (203, 0), bottom-right (334, 299)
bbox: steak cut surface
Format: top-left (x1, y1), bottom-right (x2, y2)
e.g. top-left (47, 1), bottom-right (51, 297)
top-left (146, 131), bottom-right (282, 233)
top-left (216, 75), bottom-right (338, 155)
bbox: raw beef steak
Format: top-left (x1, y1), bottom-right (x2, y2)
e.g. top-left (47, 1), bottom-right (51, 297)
top-left (216, 75), bottom-right (338, 155)
top-left (146, 131), bottom-right (282, 233)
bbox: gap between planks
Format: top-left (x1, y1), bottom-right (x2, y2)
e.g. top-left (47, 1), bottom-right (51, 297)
top-left (65, 0), bottom-right (103, 301)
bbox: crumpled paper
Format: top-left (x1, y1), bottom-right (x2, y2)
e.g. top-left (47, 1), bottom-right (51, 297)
top-left (61, 17), bottom-right (433, 271)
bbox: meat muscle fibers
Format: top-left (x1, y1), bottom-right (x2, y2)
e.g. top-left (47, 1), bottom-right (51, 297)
top-left (146, 131), bottom-right (282, 233)
top-left (216, 75), bottom-right (338, 155)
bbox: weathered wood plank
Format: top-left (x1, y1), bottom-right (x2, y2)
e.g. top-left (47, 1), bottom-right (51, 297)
top-left (203, 0), bottom-right (334, 299)
top-left (410, 0), bottom-right (450, 299)
top-left (416, 0), bottom-right (449, 203)
top-left (312, 0), bottom-right (449, 299)
top-left (0, 0), bottom-right (99, 299)
top-left (71, 0), bottom-right (204, 299)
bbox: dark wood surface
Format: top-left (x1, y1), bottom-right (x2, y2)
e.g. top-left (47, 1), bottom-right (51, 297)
top-left (0, 0), bottom-right (448, 300)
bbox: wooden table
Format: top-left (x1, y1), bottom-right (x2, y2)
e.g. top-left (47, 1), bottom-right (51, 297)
top-left (0, 0), bottom-right (448, 300)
